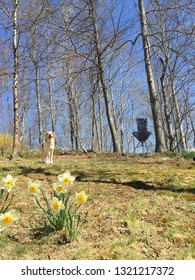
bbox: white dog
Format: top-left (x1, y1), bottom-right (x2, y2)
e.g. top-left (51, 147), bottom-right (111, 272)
top-left (41, 131), bottom-right (55, 164)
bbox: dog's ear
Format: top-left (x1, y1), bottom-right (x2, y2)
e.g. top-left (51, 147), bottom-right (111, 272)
top-left (52, 132), bottom-right (55, 138)
top-left (45, 131), bottom-right (49, 138)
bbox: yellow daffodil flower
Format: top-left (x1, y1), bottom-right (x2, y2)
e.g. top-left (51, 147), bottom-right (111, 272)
top-left (50, 197), bottom-right (65, 212)
top-left (0, 210), bottom-right (18, 231)
top-left (75, 191), bottom-right (88, 204)
top-left (52, 181), bottom-right (67, 195)
top-left (27, 180), bottom-right (41, 196)
top-left (0, 174), bottom-right (17, 192)
top-left (58, 171), bottom-right (75, 186)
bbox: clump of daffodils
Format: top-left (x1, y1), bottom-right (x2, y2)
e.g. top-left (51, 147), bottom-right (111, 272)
top-left (0, 174), bottom-right (18, 232)
top-left (27, 170), bottom-right (88, 242)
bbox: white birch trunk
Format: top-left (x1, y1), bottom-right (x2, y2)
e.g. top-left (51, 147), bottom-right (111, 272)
top-left (11, 0), bottom-right (19, 160)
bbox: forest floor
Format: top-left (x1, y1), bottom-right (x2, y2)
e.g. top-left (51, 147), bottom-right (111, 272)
top-left (0, 152), bottom-right (194, 260)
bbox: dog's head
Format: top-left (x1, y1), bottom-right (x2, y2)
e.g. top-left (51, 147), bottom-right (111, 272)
top-left (45, 131), bottom-right (55, 141)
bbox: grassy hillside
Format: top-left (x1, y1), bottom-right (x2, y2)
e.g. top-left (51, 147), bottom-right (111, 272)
top-left (0, 152), bottom-right (194, 260)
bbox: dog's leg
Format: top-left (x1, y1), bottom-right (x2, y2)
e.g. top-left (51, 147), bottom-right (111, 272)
top-left (41, 144), bottom-right (45, 163)
top-left (46, 153), bottom-right (49, 164)
top-left (48, 150), bottom-right (53, 164)
top-left (42, 152), bottom-right (44, 163)
top-left (47, 151), bottom-right (50, 164)
top-left (50, 149), bottom-right (54, 164)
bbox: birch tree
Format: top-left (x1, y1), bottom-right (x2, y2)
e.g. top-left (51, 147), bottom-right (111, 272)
top-left (10, 0), bottom-right (19, 159)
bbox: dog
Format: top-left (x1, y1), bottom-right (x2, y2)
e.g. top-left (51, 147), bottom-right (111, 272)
top-left (40, 131), bottom-right (55, 164)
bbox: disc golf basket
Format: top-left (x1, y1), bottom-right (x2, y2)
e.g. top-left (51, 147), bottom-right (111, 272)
top-left (132, 118), bottom-right (151, 153)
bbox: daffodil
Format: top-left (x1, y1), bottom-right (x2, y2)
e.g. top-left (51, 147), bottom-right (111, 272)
top-left (27, 180), bottom-right (41, 196)
top-left (50, 197), bottom-right (65, 212)
top-left (58, 171), bottom-right (75, 186)
top-left (0, 174), bottom-right (17, 192)
top-left (52, 181), bottom-right (67, 195)
top-left (0, 210), bottom-right (18, 231)
top-left (75, 191), bottom-right (88, 204)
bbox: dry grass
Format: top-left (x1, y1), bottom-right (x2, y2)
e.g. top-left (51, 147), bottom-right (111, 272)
top-left (0, 152), bottom-right (194, 260)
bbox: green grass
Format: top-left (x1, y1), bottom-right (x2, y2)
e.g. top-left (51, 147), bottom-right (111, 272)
top-left (182, 151), bottom-right (195, 160)
top-left (0, 152), bottom-right (194, 260)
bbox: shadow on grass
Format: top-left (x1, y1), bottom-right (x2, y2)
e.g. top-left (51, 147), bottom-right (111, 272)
top-left (1, 165), bottom-right (53, 176)
top-left (30, 226), bottom-right (70, 244)
top-left (18, 166), bottom-right (53, 176)
top-left (1, 167), bottom-right (12, 172)
top-left (30, 225), bottom-right (55, 239)
top-left (125, 181), bottom-right (195, 194)
top-left (76, 172), bottom-right (195, 195)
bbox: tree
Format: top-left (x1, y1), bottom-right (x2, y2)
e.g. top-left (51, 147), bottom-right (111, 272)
top-left (0, 0), bottom-right (193, 153)
top-left (147, 0), bottom-right (194, 151)
top-left (138, 0), bottom-right (167, 152)
top-left (10, 0), bottom-right (19, 159)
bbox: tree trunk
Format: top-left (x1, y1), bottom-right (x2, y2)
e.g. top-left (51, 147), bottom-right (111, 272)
top-left (35, 61), bottom-right (43, 145)
top-left (170, 78), bottom-right (187, 151)
top-left (88, 0), bottom-right (120, 152)
top-left (47, 65), bottom-right (55, 132)
top-left (65, 68), bottom-right (76, 150)
top-left (138, 0), bottom-right (166, 152)
top-left (156, 8), bottom-right (186, 152)
top-left (11, 0), bottom-right (19, 160)
top-left (97, 81), bottom-right (104, 151)
top-left (19, 70), bottom-right (27, 148)
top-left (91, 87), bottom-right (96, 151)
top-left (159, 58), bottom-right (174, 150)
